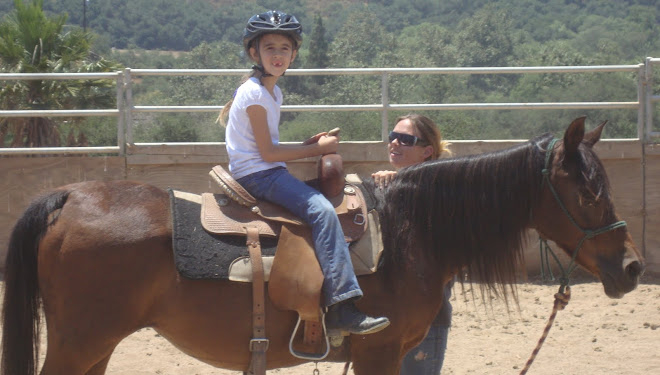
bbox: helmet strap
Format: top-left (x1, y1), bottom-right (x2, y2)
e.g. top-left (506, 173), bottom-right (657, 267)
top-left (249, 39), bottom-right (273, 79)
top-left (251, 64), bottom-right (273, 78)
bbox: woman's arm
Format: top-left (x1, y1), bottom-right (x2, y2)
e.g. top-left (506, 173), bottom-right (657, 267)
top-left (247, 105), bottom-right (338, 162)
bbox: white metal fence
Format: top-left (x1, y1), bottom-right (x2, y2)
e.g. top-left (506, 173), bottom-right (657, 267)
top-left (1, 59), bottom-right (659, 156)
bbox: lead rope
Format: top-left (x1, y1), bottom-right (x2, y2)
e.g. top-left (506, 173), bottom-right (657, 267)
top-left (519, 284), bottom-right (571, 375)
top-left (519, 138), bottom-right (622, 374)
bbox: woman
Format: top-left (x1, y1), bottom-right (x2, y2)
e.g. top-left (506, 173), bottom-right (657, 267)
top-left (372, 114), bottom-right (452, 374)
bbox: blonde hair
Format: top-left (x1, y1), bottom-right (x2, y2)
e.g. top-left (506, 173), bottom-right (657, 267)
top-left (395, 114), bottom-right (452, 161)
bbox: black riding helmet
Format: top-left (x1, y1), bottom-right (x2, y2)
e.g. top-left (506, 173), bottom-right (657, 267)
top-left (242, 10), bottom-right (303, 55)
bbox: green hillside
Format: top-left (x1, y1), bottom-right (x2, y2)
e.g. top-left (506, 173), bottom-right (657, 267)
top-left (2, 0), bottom-right (659, 143)
top-left (1, 0), bottom-right (658, 62)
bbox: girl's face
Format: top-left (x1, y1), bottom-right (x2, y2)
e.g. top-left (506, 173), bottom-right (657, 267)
top-left (388, 119), bottom-right (433, 169)
top-left (250, 33), bottom-right (297, 77)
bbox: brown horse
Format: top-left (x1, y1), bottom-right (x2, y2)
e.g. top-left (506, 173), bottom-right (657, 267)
top-left (1, 117), bottom-right (644, 375)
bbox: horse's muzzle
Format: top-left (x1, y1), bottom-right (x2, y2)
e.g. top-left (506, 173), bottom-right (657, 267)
top-left (600, 254), bottom-right (644, 299)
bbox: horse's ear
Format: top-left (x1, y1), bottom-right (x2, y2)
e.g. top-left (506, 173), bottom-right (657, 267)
top-left (563, 116), bottom-right (586, 158)
top-left (584, 120), bottom-right (607, 147)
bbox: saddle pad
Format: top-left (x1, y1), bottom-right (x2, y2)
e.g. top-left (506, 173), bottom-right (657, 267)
top-left (169, 189), bottom-right (277, 280)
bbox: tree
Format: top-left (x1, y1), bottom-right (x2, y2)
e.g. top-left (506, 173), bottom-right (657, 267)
top-left (390, 23), bottom-right (457, 105)
top-left (307, 15), bottom-right (329, 69)
top-left (293, 15), bottom-right (329, 97)
top-left (454, 5), bottom-right (514, 68)
top-left (0, 0), bottom-right (122, 148)
top-left (453, 5), bottom-right (516, 97)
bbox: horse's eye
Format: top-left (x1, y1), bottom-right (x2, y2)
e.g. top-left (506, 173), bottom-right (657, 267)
top-left (578, 189), bottom-right (599, 207)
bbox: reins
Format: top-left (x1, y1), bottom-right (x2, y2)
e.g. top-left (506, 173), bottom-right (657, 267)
top-left (520, 138), bottom-right (627, 374)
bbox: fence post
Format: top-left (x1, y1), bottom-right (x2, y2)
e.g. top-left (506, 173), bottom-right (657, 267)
top-left (381, 72), bottom-right (389, 142)
top-left (116, 71), bottom-right (126, 156)
top-left (645, 57), bottom-right (653, 142)
top-left (637, 64), bottom-right (645, 140)
top-left (642, 57), bottom-right (654, 259)
top-left (124, 67), bottom-right (134, 148)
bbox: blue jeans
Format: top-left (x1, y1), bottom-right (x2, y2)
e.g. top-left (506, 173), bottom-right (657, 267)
top-left (237, 167), bottom-right (363, 307)
top-left (400, 325), bottom-right (449, 375)
top-left (400, 283), bottom-right (452, 375)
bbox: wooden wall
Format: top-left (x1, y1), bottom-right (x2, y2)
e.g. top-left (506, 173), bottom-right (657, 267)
top-left (1, 140), bottom-right (657, 278)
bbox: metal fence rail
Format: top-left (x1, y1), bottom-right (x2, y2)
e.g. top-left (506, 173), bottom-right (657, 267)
top-left (0, 61), bottom-right (657, 156)
top-left (0, 71), bottom-right (126, 155)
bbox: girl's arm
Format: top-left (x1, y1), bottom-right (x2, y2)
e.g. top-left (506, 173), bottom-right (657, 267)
top-left (247, 105), bottom-right (338, 162)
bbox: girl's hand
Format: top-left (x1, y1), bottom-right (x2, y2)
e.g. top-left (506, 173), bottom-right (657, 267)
top-left (302, 128), bottom-right (340, 145)
top-left (371, 170), bottom-right (398, 189)
top-left (318, 135), bottom-right (339, 154)
top-left (302, 132), bottom-right (329, 146)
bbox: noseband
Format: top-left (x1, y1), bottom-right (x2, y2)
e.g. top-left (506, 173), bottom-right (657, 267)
top-left (540, 138), bottom-right (627, 289)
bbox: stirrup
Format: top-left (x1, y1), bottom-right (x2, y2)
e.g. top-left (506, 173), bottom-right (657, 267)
top-left (288, 314), bottom-right (331, 361)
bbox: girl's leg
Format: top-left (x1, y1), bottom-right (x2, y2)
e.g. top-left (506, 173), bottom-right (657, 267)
top-left (238, 168), bottom-right (389, 335)
top-left (238, 167), bottom-right (361, 305)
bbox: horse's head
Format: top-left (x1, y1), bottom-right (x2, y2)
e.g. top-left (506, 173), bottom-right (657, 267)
top-left (533, 117), bottom-right (644, 298)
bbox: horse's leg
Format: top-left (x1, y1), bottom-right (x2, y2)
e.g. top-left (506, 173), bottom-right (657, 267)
top-left (40, 332), bottom-right (120, 375)
top-left (38, 247), bottom-right (169, 373)
top-left (352, 354), bottom-right (403, 375)
top-left (40, 352), bottom-right (113, 375)
top-left (84, 354), bottom-right (113, 375)
top-left (351, 341), bottom-right (404, 375)
top-left (38, 236), bottom-right (162, 375)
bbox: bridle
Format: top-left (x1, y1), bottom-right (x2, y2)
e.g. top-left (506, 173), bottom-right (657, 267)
top-left (540, 138), bottom-right (627, 290)
top-left (518, 138), bottom-right (628, 375)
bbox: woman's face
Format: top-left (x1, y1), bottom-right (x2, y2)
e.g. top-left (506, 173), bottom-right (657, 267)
top-left (388, 119), bottom-right (433, 169)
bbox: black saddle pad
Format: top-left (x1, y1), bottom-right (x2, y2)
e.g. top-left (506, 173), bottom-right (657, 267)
top-left (168, 189), bottom-right (277, 280)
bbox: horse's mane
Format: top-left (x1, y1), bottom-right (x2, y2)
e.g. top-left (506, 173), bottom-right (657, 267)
top-left (372, 133), bottom-right (555, 301)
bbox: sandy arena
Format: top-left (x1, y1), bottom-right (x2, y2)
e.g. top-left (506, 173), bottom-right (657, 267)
top-left (10, 276), bottom-right (657, 375)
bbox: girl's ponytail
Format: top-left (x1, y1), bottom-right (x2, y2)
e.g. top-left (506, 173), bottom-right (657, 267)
top-left (217, 68), bottom-right (264, 127)
top-left (217, 98), bottom-right (233, 127)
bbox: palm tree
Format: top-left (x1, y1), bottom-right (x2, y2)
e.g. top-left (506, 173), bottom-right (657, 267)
top-left (0, 0), bottom-right (121, 148)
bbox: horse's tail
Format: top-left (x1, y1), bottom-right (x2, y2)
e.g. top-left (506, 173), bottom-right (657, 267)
top-left (1, 189), bottom-right (70, 375)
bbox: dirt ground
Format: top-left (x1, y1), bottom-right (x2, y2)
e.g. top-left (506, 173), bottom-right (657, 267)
top-left (18, 276), bottom-right (659, 375)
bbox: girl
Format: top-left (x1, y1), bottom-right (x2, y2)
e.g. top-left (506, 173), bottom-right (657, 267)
top-left (219, 10), bottom-right (389, 336)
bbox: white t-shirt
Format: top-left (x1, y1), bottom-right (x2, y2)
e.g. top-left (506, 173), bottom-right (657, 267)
top-left (225, 77), bottom-right (286, 179)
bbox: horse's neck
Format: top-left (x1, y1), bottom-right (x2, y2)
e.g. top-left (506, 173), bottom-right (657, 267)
top-left (394, 262), bottom-right (449, 327)
top-left (396, 250), bottom-right (449, 303)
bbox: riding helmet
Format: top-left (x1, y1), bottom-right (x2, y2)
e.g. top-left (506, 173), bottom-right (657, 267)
top-left (242, 10), bottom-right (303, 53)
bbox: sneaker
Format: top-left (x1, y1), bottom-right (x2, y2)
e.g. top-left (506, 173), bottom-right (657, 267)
top-left (325, 300), bottom-right (390, 335)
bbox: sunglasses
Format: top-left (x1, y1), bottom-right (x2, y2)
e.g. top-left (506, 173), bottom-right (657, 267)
top-left (388, 131), bottom-right (427, 146)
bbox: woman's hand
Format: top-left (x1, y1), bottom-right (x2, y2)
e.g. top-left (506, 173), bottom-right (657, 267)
top-left (371, 170), bottom-right (398, 189)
